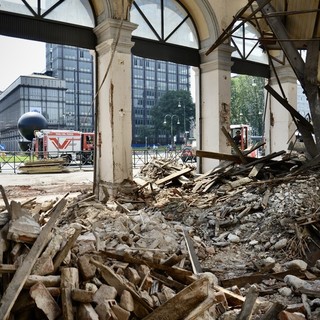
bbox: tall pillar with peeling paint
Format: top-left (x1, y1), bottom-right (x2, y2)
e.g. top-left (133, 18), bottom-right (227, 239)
top-left (265, 63), bottom-right (297, 155)
top-left (197, 44), bottom-right (234, 173)
top-left (94, 18), bottom-right (137, 200)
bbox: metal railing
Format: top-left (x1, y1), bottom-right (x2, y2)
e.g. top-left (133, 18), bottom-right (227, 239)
top-left (0, 149), bottom-right (185, 173)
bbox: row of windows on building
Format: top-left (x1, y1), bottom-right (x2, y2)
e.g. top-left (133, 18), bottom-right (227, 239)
top-left (133, 57), bottom-right (189, 74)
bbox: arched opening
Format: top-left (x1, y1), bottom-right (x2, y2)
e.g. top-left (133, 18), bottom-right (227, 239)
top-left (230, 21), bottom-right (269, 155)
top-left (129, 0), bottom-right (200, 148)
top-left (130, 0), bottom-right (200, 66)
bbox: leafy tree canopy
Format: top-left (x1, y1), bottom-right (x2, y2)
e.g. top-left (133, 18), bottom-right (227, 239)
top-left (151, 90), bottom-right (195, 137)
top-left (231, 75), bottom-right (265, 136)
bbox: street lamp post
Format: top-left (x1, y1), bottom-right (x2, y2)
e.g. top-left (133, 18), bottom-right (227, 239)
top-left (178, 99), bottom-right (186, 144)
top-left (163, 114), bottom-right (180, 147)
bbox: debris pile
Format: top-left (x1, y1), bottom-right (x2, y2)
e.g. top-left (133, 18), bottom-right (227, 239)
top-left (1, 152), bottom-right (320, 319)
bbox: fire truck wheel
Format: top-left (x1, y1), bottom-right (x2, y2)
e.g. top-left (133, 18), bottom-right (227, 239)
top-left (62, 154), bottom-right (72, 165)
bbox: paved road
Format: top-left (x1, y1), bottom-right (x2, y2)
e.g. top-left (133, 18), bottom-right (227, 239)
top-left (0, 169), bottom-right (94, 187)
top-left (0, 167), bottom-right (143, 187)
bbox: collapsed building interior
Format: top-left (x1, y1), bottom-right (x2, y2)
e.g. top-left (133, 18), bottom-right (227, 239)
top-left (1, 0), bottom-right (320, 319)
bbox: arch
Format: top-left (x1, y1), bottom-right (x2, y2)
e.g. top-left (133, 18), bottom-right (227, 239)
top-left (130, 0), bottom-right (220, 67)
top-left (231, 20), bottom-right (270, 78)
top-left (0, 0), bottom-right (97, 49)
top-left (181, 0), bottom-right (220, 50)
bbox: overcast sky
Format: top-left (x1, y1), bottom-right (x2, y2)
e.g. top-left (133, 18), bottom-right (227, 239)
top-left (0, 35), bottom-right (196, 101)
top-left (0, 36), bottom-right (46, 91)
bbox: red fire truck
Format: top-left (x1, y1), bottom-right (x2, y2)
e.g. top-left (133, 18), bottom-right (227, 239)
top-left (32, 129), bottom-right (94, 164)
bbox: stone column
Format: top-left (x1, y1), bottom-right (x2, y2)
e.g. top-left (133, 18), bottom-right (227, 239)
top-left (198, 44), bottom-right (234, 173)
top-left (265, 63), bottom-right (297, 155)
top-left (93, 19), bottom-right (137, 200)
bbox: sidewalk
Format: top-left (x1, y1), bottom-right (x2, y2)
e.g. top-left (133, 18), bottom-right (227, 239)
top-left (0, 169), bottom-right (94, 187)
top-left (0, 168), bottom-right (141, 187)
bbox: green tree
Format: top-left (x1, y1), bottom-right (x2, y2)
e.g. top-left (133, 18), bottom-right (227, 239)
top-left (231, 75), bottom-right (265, 136)
top-left (151, 90), bottom-right (195, 144)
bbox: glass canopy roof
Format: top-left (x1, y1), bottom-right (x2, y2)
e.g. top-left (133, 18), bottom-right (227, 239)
top-left (231, 21), bottom-right (268, 65)
top-left (0, 0), bottom-right (94, 27)
top-left (131, 0), bottom-right (199, 49)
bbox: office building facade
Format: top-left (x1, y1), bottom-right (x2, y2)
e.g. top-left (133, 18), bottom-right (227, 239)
top-left (0, 74), bottom-right (67, 150)
top-left (131, 55), bottom-right (191, 146)
top-left (46, 44), bottom-right (95, 132)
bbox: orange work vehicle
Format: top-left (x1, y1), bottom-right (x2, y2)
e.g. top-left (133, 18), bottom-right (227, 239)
top-left (230, 124), bottom-right (259, 157)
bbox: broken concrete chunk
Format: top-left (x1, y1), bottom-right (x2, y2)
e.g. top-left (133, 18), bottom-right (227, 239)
top-left (77, 303), bottom-right (99, 320)
top-left (30, 282), bottom-right (61, 320)
top-left (93, 284), bottom-right (118, 305)
top-left (32, 255), bottom-right (54, 276)
top-left (78, 255), bottom-right (96, 280)
top-left (8, 215), bottom-right (41, 243)
top-left (95, 302), bottom-right (113, 320)
top-left (111, 304), bottom-right (131, 320)
top-left (119, 290), bottom-right (134, 312)
top-left (284, 259), bottom-right (308, 271)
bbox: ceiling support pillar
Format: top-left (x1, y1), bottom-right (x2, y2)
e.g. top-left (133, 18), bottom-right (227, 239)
top-left (198, 44), bottom-right (234, 173)
top-left (93, 18), bottom-right (137, 201)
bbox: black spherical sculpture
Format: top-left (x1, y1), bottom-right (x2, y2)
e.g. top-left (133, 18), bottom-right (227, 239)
top-left (17, 112), bottom-right (48, 141)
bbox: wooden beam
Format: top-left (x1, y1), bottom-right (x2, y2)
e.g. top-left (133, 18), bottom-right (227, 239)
top-left (304, 40), bottom-right (320, 153)
top-left (0, 198), bottom-right (67, 320)
top-left (0, 186), bottom-right (11, 217)
top-left (196, 150), bottom-right (256, 164)
top-left (141, 278), bottom-right (208, 320)
top-left (237, 285), bottom-right (259, 320)
top-left (256, 0), bottom-right (305, 84)
top-left (265, 84), bottom-right (317, 157)
top-left (183, 230), bottom-right (203, 275)
top-left (264, 85), bottom-right (314, 133)
top-left (206, 0), bottom-right (271, 55)
top-left (155, 168), bottom-right (192, 185)
top-left (221, 126), bottom-right (248, 164)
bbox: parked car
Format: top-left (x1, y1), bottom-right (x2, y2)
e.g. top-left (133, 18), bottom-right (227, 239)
top-left (181, 146), bottom-right (196, 162)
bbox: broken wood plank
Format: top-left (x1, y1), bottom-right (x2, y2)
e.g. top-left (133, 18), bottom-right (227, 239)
top-left (0, 186), bottom-right (11, 217)
top-left (0, 264), bottom-right (17, 273)
top-left (24, 275), bottom-right (61, 288)
top-left (227, 177), bottom-right (252, 190)
top-left (183, 229), bottom-right (203, 275)
top-left (184, 289), bottom-right (216, 320)
top-left (237, 285), bottom-right (259, 320)
top-left (194, 161), bottom-right (233, 182)
top-left (162, 252), bottom-right (187, 267)
top-left (260, 301), bottom-right (286, 320)
top-left (243, 150), bottom-right (286, 168)
top-left (221, 126), bottom-right (248, 164)
top-left (142, 278), bottom-right (209, 320)
top-left (196, 150), bottom-right (255, 164)
top-left (61, 267), bottom-right (79, 320)
top-left (53, 226), bottom-right (82, 273)
top-left (0, 198), bottom-right (67, 320)
top-left (150, 270), bottom-right (185, 291)
top-left (248, 163), bottom-right (264, 177)
top-left (214, 284), bottom-right (247, 306)
top-left (101, 251), bottom-right (195, 285)
top-left (155, 167), bottom-right (192, 185)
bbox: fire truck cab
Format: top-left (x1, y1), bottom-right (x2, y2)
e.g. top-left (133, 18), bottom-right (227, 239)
top-left (230, 124), bottom-right (250, 151)
top-left (33, 129), bottom-right (94, 164)
top-left (230, 124), bottom-right (259, 157)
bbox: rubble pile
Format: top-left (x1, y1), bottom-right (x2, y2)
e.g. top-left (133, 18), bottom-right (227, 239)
top-left (1, 153), bottom-right (320, 319)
